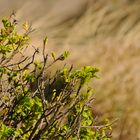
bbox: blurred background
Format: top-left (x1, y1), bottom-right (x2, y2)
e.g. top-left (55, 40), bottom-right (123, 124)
top-left (0, 0), bottom-right (140, 139)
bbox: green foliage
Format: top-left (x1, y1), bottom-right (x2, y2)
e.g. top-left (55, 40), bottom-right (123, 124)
top-left (0, 123), bottom-right (15, 139)
top-left (0, 14), bottom-right (112, 140)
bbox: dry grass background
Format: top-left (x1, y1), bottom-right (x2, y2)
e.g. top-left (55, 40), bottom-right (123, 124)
top-left (0, 0), bottom-right (140, 139)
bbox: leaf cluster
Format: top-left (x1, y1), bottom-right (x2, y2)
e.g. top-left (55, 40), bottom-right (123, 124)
top-left (0, 14), bottom-right (112, 140)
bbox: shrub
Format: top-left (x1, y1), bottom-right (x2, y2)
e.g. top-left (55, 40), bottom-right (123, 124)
top-left (0, 13), bottom-right (112, 140)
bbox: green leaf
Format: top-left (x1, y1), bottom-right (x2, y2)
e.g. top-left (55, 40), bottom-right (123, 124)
top-left (58, 51), bottom-right (70, 61)
top-left (43, 36), bottom-right (48, 46)
top-left (0, 123), bottom-right (15, 139)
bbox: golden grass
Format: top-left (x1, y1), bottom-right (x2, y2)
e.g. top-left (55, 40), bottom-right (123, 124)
top-left (44, 1), bottom-right (140, 139)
